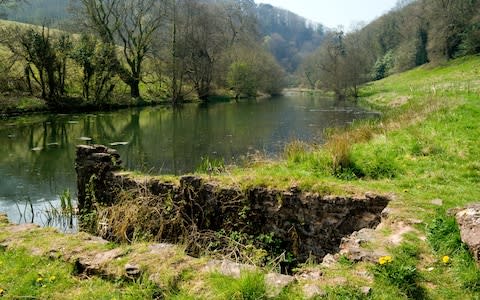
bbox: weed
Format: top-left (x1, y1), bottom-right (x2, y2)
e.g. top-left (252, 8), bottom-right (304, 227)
top-left (426, 211), bottom-right (480, 292)
top-left (60, 189), bottom-right (74, 214)
top-left (283, 140), bottom-right (310, 163)
top-left (322, 285), bottom-right (370, 299)
top-left (371, 243), bottom-right (425, 299)
top-left (349, 144), bottom-right (401, 179)
top-left (337, 255), bottom-right (354, 267)
top-left (196, 156), bottom-right (226, 175)
top-left (325, 133), bottom-right (353, 174)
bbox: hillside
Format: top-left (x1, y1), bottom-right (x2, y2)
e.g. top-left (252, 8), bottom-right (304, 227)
top-left (0, 0), bottom-right (325, 74)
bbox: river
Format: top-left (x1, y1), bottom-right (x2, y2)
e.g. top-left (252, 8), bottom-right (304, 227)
top-left (0, 94), bottom-right (378, 228)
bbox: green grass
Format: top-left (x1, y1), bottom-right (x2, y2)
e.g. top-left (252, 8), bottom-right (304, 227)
top-left (208, 55), bottom-right (480, 299)
top-left (0, 248), bottom-right (161, 299)
top-left (207, 271), bottom-right (267, 300)
top-left (426, 211), bottom-right (480, 294)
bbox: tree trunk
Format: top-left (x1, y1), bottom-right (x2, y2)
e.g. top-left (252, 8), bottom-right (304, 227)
top-left (130, 80), bottom-right (140, 98)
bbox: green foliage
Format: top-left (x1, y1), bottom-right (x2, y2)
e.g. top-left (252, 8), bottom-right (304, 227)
top-left (227, 62), bottom-right (257, 98)
top-left (372, 50), bottom-right (394, 80)
top-left (283, 141), bottom-right (310, 163)
top-left (208, 271), bottom-right (267, 300)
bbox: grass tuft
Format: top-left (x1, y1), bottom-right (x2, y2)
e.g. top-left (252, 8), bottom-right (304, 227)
top-left (208, 271), bottom-right (267, 300)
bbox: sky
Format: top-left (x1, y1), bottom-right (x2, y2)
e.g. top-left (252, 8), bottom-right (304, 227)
top-left (255, 0), bottom-right (399, 29)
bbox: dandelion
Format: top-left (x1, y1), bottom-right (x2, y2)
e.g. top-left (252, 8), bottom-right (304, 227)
top-left (49, 275), bottom-right (56, 282)
top-left (442, 255), bottom-right (450, 264)
top-left (36, 277), bottom-right (44, 283)
top-left (379, 256), bottom-right (393, 265)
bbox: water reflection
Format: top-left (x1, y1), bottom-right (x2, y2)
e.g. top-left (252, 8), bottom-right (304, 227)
top-left (0, 95), bottom-right (378, 226)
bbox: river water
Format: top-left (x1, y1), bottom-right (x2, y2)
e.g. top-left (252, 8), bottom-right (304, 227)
top-left (0, 94), bottom-right (378, 228)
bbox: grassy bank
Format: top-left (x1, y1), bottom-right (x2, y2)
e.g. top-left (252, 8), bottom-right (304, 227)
top-left (206, 55), bottom-right (480, 298)
top-left (2, 56), bottom-right (479, 299)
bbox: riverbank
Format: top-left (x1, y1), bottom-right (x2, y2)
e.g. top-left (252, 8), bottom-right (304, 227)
top-left (2, 55), bottom-right (480, 298)
top-left (0, 94), bottom-right (179, 118)
top-left (0, 91), bottom-right (252, 118)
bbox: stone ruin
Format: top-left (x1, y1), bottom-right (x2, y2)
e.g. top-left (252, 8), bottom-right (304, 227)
top-left (75, 144), bottom-right (391, 267)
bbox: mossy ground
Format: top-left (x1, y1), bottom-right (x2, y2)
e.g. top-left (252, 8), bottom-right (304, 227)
top-left (1, 56), bottom-right (480, 299)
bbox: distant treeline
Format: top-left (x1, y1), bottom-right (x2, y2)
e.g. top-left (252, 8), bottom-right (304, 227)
top-left (299, 0), bottom-right (480, 98)
top-left (1, 0), bottom-right (325, 75)
top-left (1, 0), bottom-right (306, 108)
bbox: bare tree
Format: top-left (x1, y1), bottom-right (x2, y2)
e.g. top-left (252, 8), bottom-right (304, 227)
top-left (342, 29), bottom-right (373, 97)
top-left (222, 0), bottom-right (258, 46)
top-left (315, 30), bottom-right (348, 99)
top-left (78, 0), bottom-right (165, 98)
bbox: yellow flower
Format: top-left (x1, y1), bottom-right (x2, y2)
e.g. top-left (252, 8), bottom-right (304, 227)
top-left (379, 256), bottom-right (393, 265)
top-left (0, 288), bottom-right (4, 295)
top-left (49, 276), bottom-right (56, 282)
top-left (442, 255), bottom-right (450, 264)
top-left (36, 277), bottom-right (44, 283)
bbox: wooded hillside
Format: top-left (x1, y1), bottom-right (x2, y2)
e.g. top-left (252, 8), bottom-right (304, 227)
top-left (299, 0), bottom-right (480, 98)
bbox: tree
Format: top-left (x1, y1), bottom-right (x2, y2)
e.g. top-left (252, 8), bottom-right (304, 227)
top-left (55, 34), bottom-right (73, 96)
top-left (299, 51), bottom-right (322, 89)
top-left (342, 30), bottom-right (372, 97)
top-left (70, 34), bottom-right (97, 101)
top-left (77, 0), bottom-right (164, 98)
top-left (70, 34), bottom-right (117, 103)
top-left (227, 62), bottom-right (256, 98)
top-left (181, 0), bottom-right (228, 100)
top-left (226, 45), bottom-right (285, 98)
top-left (222, 0), bottom-right (257, 46)
top-left (425, 0), bottom-right (478, 60)
top-left (0, 25), bottom-right (70, 105)
top-left (315, 30), bottom-right (348, 99)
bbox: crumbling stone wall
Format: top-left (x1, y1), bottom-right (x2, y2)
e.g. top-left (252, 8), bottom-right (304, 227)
top-left (76, 145), bottom-right (390, 263)
top-left (75, 145), bottom-right (122, 212)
